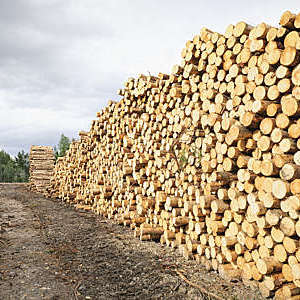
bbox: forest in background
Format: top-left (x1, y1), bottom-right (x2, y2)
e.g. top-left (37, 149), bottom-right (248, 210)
top-left (0, 134), bottom-right (71, 182)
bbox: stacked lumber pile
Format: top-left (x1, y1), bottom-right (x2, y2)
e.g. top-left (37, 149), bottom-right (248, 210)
top-left (46, 11), bottom-right (300, 299)
top-left (29, 146), bottom-right (55, 194)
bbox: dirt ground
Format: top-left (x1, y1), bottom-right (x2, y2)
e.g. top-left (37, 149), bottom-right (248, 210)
top-left (0, 184), bottom-right (263, 300)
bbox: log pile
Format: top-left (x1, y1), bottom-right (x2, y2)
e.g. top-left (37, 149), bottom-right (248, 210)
top-left (45, 11), bottom-right (300, 299)
top-left (29, 146), bottom-right (55, 194)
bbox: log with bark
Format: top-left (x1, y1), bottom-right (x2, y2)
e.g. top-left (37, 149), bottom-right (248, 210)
top-left (30, 10), bottom-right (300, 299)
top-left (29, 146), bottom-right (55, 195)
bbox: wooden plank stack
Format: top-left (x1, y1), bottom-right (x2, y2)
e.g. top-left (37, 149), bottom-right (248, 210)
top-left (44, 11), bottom-right (300, 299)
top-left (29, 146), bottom-right (55, 194)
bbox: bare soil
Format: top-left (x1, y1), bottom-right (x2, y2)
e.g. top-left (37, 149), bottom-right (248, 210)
top-left (0, 184), bottom-right (263, 300)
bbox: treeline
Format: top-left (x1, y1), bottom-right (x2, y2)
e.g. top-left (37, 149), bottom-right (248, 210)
top-left (0, 134), bottom-right (71, 183)
top-left (54, 134), bottom-right (72, 160)
top-left (0, 150), bottom-right (29, 182)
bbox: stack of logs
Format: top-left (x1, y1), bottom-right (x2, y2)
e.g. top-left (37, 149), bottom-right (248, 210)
top-left (29, 146), bottom-right (55, 194)
top-left (45, 11), bottom-right (300, 299)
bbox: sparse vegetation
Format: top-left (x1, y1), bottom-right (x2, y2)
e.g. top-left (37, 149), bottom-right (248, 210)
top-left (176, 144), bottom-right (202, 170)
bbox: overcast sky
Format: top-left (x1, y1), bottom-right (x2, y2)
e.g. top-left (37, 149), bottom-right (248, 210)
top-left (0, 0), bottom-right (298, 156)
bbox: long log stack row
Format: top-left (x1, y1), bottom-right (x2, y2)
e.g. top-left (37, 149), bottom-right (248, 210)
top-left (29, 146), bottom-right (55, 194)
top-left (43, 11), bottom-right (300, 299)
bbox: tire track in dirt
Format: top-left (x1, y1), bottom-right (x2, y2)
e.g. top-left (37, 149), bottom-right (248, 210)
top-left (0, 184), bottom-right (263, 299)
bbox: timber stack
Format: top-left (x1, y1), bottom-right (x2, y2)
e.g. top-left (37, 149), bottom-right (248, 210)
top-left (29, 146), bottom-right (55, 194)
top-left (44, 11), bottom-right (300, 299)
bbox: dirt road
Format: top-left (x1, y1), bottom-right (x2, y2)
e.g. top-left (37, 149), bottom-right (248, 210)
top-left (0, 184), bottom-right (262, 299)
